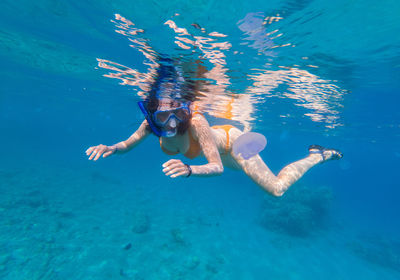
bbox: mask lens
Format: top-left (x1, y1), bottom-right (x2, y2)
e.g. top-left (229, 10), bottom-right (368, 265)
top-left (155, 111), bottom-right (172, 124)
top-left (174, 108), bottom-right (190, 121)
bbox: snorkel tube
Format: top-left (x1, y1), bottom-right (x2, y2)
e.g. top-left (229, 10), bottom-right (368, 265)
top-left (138, 101), bottom-right (164, 137)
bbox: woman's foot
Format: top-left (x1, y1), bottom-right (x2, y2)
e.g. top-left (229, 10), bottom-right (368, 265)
top-left (308, 144), bottom-right (343, 163)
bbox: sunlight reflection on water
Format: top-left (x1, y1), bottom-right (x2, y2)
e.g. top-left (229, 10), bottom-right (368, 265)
top-left (97, 12), bottom-right (347, 131)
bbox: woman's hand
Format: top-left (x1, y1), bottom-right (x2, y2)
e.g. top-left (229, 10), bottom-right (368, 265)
top-left (162, 159), bottom-right (190, 178)
top-left (86, 144), bottom-right (116, 161)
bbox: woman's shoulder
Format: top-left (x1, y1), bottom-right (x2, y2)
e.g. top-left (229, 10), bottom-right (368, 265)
top-left (190, 111), bottom-right (209, 127)
top-left (189, 112), bottom-right (213, 142)
top-left (191, 111), bottom-right (205, 118)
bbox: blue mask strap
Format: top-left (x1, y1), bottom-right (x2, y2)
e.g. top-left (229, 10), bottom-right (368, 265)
top-left (138, 101), bottom-right (164, 137)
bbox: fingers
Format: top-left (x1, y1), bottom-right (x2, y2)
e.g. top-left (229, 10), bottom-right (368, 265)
top-left (86, 145), bottom-right (108, 161)
top-left (86, 147), bottom-right (94, 155)
top-left (94, 150), bottom-right (103, 161)
top-left (88, 149), bottom-right (98, 160)
top-left (166, 166), bottom-right (187, 178)
top-left (162, 161), bottom-right (182, 173)
top-left (103, 150), bottom-right (113, 158)
top-left (167, 166), bottom-right (186, 177)
top-left (171, 169), bottom-right (188, 178)
top-left (162, 159), bottom-right (182, 168)
top-left (162, 159), bottom-right (182, 173)
top-left (162, 159), bottom-right (188, 178)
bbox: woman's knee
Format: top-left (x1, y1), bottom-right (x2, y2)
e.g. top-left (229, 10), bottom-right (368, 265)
top-left (263, 180), bottom-right (287, 197)
top-left (271, 189), bottom-right (285, 197)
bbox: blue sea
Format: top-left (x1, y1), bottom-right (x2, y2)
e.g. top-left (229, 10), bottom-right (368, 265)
top-left (1, 1), bottom-right (400, 279)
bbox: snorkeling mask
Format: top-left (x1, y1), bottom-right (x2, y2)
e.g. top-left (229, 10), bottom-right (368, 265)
top-left (152, 106), bottom-right (191, 126)
top-left (138, 101), bottom-right (191, 137)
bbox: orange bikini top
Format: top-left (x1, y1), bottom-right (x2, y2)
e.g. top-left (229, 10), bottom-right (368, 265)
top-left (159, 112), bottom-right (233, 159)
top-left (160, 128), bottom-right (201, 159)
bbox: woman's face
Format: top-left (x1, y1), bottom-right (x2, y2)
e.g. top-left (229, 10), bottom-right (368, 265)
top-left (153, 99), bottom-right (190, 137)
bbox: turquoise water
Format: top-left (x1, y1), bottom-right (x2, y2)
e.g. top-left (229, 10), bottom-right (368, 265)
top-left (1, 0), bottom-right (400, 279)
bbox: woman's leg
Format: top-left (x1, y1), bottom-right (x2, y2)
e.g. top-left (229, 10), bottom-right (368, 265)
top-left (228, 128), bottom-right (342, 196)
top-left (233, 152), bottom-right (324, 196)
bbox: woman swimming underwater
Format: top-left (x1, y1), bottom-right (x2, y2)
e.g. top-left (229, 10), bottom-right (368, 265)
top-left (86, 62), bottom-right (343, 197)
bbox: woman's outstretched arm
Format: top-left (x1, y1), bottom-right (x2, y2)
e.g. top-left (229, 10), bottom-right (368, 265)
top-left (190, 114), bottom-right (224, 176)
top-left (86, 120), bottom-right (150, 161)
